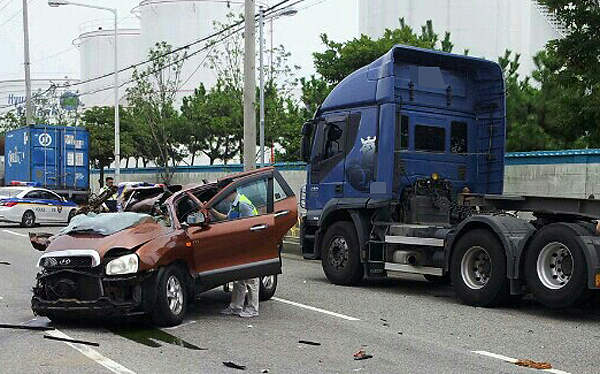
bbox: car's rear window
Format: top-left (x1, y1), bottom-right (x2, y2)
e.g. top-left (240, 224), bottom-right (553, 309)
top-left (0, 188), bottom-right (25, 198)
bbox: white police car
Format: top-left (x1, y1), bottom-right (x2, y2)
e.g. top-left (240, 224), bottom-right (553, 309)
top-left (0, 185), bottom-right (78, 227)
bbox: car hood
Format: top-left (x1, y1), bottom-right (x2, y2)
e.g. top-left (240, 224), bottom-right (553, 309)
top-left (45, 220), bottom-right (171, 259)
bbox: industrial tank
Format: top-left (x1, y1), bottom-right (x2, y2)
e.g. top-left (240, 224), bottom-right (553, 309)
top-left (77, 21), bottom-right (141, 108)
top-left (136, 0), bottom-right (252, 104)
top-left (358, 0), bottom-right (564, 76)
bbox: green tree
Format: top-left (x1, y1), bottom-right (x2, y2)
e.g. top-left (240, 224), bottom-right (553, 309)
top-left (127, 41), bottom-right (187, 183)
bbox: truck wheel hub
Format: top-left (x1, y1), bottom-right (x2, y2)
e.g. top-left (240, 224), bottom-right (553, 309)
top-left (461, 246), bottom-right (491, 290)
top-left (329, 237), bottom-right (349, 270)
top-left (537, 242), bottom-right (572, 290)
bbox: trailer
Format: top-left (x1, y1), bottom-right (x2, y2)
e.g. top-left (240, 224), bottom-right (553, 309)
top-left (299, 45), bottom-right (600, 308)
top-left (4, 125), bottom-right (89, 201)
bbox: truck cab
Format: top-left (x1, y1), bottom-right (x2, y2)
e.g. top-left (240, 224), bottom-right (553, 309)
top-left (300, 45), bottom-right (600, 309)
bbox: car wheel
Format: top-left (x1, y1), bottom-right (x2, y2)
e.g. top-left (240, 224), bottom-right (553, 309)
top-left (21, 210), bottom-right (35, 228)
top-left (259, 275), bottom-right (277, 301)
top-left (450, 229), bottom-right (510, 307)
top-left (152, 265), bottom-right (188, 327)
top-left (321, 221), bottom-right (364, 286)
top-left (524, 224), bottom-right (589, 309)
top-left (67, 209), bottom-right (77, 223)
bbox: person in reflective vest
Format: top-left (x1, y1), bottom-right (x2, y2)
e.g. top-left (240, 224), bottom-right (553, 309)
top-left (214, 189), bottom-right (261, 318)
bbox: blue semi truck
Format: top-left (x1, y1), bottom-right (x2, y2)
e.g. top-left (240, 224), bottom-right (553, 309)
top-left (4, 125), bottom-right (89, 201)
top-left (300, 45), bottom-right (600, 309)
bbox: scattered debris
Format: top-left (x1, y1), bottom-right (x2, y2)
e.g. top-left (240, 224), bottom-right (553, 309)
top-left (298, 340), bottom-right (321, 346)
top-left (261, 369), bottom-right (269, 373)
top-left (223, 361), bottom-right (246, 370)
top-left (515, 359), bottom-right (552, 370)
top-left (383, 322), bottom-right (389, 327)
top-left (247, 324), bottom-right (253, 329)
top-left (0, 323), bottom-right (54, 331)
top-left (44, 335), bottom-right (99, 347)
top-left (397, 332), bottom-right (403, 335)
top-left (0, 261), bottom-right (10, 265)
top-left (353, 348), bottom-right (373, 361)
top-left (527, 329), bottom-right (534, 334)
top-left (380, 318), bottom-right (387, 322)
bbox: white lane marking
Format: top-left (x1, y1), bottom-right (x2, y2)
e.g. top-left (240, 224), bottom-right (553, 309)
top-left (272, 297), bottom-right (360, 321)
top-left (46, 329), bottom-right (136, 374)
top-left (473, 350), bottom-right (572, 374)
top-left (2, 229), bottom-right (27, 237)
top-left (164, 320), bottom-right (197, 330)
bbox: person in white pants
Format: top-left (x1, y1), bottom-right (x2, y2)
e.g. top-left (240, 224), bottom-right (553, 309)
top-left (212, 189), bottom-right (260, 318)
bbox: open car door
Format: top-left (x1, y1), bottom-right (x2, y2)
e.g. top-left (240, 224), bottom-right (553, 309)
top-left (186, 169), bottom-right (281, 288)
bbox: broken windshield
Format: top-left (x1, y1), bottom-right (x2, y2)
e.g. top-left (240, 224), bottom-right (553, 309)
top-left (60, 212), bottom-right (158, 236)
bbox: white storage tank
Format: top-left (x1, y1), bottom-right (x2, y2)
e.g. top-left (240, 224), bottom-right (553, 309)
top-left (358, 0), bottom-right (564, 76)
top-left (136, 0), bottom-right (255, 104)
top-left (77, 21), bottom-right (141, 108)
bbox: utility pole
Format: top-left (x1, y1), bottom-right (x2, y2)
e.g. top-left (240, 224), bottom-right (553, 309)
top-left (243, 0), bottom-right (256, 171)
top-left (259, 7), bottom-right (265, 167)
top-left (22, 0), bottom-right (33, 125)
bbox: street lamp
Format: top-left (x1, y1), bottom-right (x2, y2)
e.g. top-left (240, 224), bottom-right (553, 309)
top-left (48, 0), bottom-right (120, 179)
top-left (258, 7), bottom-right (297, 167)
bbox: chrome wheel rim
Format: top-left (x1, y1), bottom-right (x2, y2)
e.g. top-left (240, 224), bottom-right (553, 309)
top-left (537, 242), bottom-right (573, 290)
top-left (166, 275), bottom-right (184, 315)
top-left (461, 246), bottom-right (491, 290)
top-left (261, 275), bottom-right (275, 290)
top-left (328, 236), bottom-right (349, 270)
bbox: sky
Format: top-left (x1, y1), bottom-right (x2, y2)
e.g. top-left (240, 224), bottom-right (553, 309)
top-left (0, 0), bottom-right (358, 83)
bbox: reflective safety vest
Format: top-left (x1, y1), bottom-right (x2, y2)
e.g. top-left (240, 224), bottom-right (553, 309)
top-left (228, 194), bottom-right (258, 219)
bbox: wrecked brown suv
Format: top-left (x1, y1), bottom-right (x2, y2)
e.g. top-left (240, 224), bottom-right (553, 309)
top-left (30, 167), bottom-right (298, 326)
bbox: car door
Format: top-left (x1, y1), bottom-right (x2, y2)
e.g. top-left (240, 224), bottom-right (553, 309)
top-left (186, 172), bottom-right (280, 287)
top-left (41, 191), bottom-right (67, 222)
top-left (23, 190), bottom-right (48, 223)
top-left (272, 170), bottom-right (299, 241)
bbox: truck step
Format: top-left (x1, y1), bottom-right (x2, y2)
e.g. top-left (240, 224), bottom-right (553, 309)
top-left (385, 236), bottom-right (444, 247)
top-left (389, 224), bottom-right (448, 238)
top-left (384, 262), bottom-right (443, 276)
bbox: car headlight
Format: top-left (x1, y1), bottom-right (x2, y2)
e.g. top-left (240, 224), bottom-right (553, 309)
top-left (105, 253), bottom-right (138, 275)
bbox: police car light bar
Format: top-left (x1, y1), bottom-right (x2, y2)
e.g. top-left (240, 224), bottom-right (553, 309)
top-left (10, 181), bottom-right (41, 187)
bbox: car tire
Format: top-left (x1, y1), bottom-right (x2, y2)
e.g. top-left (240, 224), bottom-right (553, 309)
top-left (67, 209), bottom-right (77, 223)
top-left (321, 221), bottom-right (364, 286)
top-left (424, 273), bottom-right (451, 285)
top-left (259, 275), bottom-right (277, 301)
top-left (524, 224), bottom-right (589, 309)
top-left (21, 210), bottom-right (35, 228)
top-left (450, 229), bottom-right (510, 307)
top-left (152, 265), bottom-right (188, 327)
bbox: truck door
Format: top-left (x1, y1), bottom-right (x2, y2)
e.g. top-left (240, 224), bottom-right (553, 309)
top-left (309, 114), bottom-right (349, 206)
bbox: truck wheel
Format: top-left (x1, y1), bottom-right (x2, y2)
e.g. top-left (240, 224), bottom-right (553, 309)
top-left (321, 221), bottom-right (364, 286)
top-left (450, 229), bottom-right (509, 307)
top-left (259, 275), bottom-right (277, 301)
top-left (524, 224), bottom-right (589, 309)
top-left (152, 265), bottom-right (188, 327)
top-left (21, 210), bottom-right (35, 227)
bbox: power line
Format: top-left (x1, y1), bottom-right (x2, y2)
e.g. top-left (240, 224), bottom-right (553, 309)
top-left (0, 0), bottom-right (32, 30)
top-left (0, 0), bottom-right (16, 15)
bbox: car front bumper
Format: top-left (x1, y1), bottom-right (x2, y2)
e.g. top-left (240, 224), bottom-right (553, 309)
top-left (31, 267), bottom-right (157, 318)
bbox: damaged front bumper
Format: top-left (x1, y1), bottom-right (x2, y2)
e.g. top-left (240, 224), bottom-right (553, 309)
top-left (31, 267), bottom-right (157, 318)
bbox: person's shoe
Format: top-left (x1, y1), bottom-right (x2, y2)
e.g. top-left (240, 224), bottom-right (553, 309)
top-left (239, 310), bottom-right (259, 318)
top-left (220, 307), bottom-right (242, 315)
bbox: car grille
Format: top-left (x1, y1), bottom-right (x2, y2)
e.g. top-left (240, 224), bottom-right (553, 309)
top-left (41, 256), bottom-right (94, 269)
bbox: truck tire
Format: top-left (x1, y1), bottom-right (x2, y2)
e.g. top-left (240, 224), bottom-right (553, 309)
top-left (259, 275), bottom-right (277, 301)
top-left (450, 229), bottom-right (509, 307)
top-left (21, 210), bottom-right (35, 228)
top-left (524, 224), bottom-right (589, 309)
top-left (321, 221), bottom-right (364, 286)
top-left (152, 265), bottom-right (188, 327)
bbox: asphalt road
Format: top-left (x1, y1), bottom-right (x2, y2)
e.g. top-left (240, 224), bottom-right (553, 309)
top-left (0, 224), bottom-right (599, 374)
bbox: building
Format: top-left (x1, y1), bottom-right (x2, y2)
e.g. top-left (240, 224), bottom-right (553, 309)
top-left (358, 0), bottom-right (566, 76)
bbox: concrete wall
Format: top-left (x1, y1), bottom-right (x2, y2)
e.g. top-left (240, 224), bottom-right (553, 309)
top-left (93, 150), bottom-right (600, 199)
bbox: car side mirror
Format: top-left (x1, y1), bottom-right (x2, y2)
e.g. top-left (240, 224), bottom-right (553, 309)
top-left (186, 211), bottom-right (207, 226)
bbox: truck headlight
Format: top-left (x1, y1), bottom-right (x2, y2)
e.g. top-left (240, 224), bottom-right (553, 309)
top-left (105, 254), bottom-right (138, 275)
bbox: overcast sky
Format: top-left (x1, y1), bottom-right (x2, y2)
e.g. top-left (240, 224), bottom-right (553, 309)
top-left (0, 0), bottom-right (358, 82)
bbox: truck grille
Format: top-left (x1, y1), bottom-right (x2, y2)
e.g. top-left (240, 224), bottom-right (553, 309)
top-left (41, 256), bottom-right (94, 269)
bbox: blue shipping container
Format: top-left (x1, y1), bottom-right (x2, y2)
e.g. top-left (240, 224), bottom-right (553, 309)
top-left (4, 125), bottom-right (89, 191)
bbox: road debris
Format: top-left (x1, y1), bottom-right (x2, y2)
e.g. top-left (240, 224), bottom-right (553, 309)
top-left (353, 348), bottom-right (373, 361)
top-left (298, 340), bottom-right (321, 346)
top-left (261, 369), bottom-right (269, 373)
top-left (223, 361), bottom-right (246, 370)
top-left (515, 359), bottom-right (552, 369)
top-left (43, 335), bottom-right (100, 347)
top-left (0, 261), bottom-right (10, 265)
top-left (0, 323), bottom-right (54, 331)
